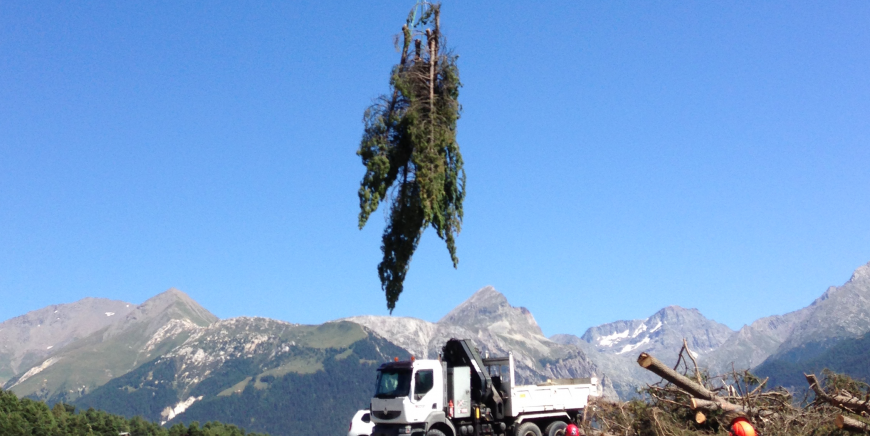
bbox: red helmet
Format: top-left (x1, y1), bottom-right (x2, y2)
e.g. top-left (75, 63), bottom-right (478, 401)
top-left (565, 423), bottom-right (580, 436)
top-left (729, 417), bottom-right (757, 436)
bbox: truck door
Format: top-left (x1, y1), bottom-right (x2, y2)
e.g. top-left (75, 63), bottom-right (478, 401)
top-left (413, 369), bottom-right (435, 405)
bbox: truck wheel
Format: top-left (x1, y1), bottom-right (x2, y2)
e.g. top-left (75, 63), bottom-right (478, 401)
top-left (515, 422), bottom-right (542, 436)
top-left (427, 429), bottom-right (446, 436)
top-left (544, 421), bottom-right (567, 436)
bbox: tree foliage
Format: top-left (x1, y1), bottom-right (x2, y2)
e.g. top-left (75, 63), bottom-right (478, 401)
top-left (357, 2), bottom-right (465, 312)
top-left (0, 388), bottom-right (267, 436)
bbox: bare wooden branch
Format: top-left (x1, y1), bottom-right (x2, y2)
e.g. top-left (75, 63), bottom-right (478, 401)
top-left (683, 338), bottom-right (703, 386)
top-left (748, 377), bottom-right (769, 396)
top-left (426, 28), bottom-right (435, 148)
top-left (807, 373), bottom-right (826, 398)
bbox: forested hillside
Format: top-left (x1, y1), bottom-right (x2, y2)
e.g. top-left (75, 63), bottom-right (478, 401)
top-left (0, 388), bottom-right (267, 436)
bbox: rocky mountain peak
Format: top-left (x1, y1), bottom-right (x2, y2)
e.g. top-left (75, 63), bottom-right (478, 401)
top-left (849, 262), bottom-right (870, 284)
top-left (765, 261), bottom-right (870, 363)
top-left (123, 288), bottom-right (218, 328)
top-left (649, 306), bottom-right (713, 326)
top-left (444, 286), bottom-right (509, 314)
top-left (811, 287), bottom-right (836, 306)
top-left (648, 305), bottom-right (682, 322)
top-left (581, 305), bottom-right (733, 358)
top-left (438, 286), bottom-right (543, 337)
top-left (655, 305), bottom-right (691, 317)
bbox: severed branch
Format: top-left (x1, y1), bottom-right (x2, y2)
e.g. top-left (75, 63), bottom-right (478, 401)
top-left (807, 374), bottom-right (870, 416)
top-left (748, 377), bottom-right (769, 396)
top-left (638, 352), bottom-right (717, 401)
top-left (690, 398), bottom-right (777, 418)
top-left (681, 338), bottom-right (704, 386)
top-left (836, 414), bottom-right (870, 433)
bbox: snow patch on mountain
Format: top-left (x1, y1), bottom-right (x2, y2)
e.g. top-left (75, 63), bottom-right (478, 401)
top-left (10, 357), bottom-right (60, 387)
top-left (160, 395), bottom-right (202, 424)
top-left (580, 306), bottom-right (733, 362)
top-left (598, 329), bottom-right (629, 347)
top-left (616, 337), bottom-right (650, 355)
top-left (633, 324), bottom-right (647, 337)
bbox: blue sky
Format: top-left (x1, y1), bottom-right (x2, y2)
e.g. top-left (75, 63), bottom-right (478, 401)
top-left (2, 1), bottom-right (868, 337)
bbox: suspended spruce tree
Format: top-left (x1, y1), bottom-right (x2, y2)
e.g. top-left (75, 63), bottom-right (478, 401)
top-left (357, 2), bottom-right (465, 312)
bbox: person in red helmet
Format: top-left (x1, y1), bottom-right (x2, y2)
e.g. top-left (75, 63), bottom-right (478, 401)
top-left (565, 423), bottom-right (580, 436)
top-left (729, 416), bottom-right (757, 436)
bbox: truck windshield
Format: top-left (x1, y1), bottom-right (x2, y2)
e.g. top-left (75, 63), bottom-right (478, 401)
top-left (374, 369), bottom-right (412, 398)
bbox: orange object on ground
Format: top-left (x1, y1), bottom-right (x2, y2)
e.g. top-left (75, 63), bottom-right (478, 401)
top-left (730, 417), bottom-right (757, 436)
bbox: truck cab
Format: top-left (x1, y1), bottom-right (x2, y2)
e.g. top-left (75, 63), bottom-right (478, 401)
top-left (371, 358), bottom-right (445, 428)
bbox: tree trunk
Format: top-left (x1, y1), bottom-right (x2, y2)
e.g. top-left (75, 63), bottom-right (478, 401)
top-left (426, 28), bottom-right (436, 148)
top-left (836, 414), bottom-right (870, 433)
top-left (637, 353), bottom-right (716, 401)
top-left (690, 398), bottom-right (776, 418)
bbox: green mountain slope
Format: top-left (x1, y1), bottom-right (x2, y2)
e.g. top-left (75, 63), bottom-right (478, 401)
top-left (755, 332), bottom-right (870, 389)
top-left (73, 319), bottom-right (406, 436)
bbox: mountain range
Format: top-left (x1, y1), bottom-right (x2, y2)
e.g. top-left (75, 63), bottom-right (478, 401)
top-left (2, 261), bottom-right (870, 436)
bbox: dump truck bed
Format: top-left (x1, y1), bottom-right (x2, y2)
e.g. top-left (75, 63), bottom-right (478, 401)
top-left (509, 380), bottom-right (596, 416)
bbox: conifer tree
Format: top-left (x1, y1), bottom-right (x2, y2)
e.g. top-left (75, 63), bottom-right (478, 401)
top-left (357, 2), bottom-right (465, 312)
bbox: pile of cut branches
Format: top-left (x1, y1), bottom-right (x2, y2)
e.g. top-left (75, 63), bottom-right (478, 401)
top-left (807, 370), bottom-right (870, 433)
top-left (578, 340), bottom-right (865, 436)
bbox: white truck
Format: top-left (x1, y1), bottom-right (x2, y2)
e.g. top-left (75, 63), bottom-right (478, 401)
top-left (369, 339), bottom-right (598, 436)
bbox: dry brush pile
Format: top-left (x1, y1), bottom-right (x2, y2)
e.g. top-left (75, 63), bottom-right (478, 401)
top-left (578, 341), bottom-right (870, 436)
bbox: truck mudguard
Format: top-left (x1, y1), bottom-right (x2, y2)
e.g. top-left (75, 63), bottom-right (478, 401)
top-left (425, 411), bottom-right (456, 436)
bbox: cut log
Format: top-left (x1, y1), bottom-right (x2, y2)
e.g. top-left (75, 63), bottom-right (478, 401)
top-left (690, 398), bottom-right (776, 418)
top-left (692, 398), bottom-right (730, 412)
top-left (694, 411), bottom-right (707, 424)
top-left (836, 414), bottom-right (870, 433)
top-left (806, 374), bottom-right (870, 416)
top-left (637, 353), bottom-right (716, 401)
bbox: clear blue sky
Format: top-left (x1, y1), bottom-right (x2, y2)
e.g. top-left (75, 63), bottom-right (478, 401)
top-left (2, 1), bottom-right (868, 337)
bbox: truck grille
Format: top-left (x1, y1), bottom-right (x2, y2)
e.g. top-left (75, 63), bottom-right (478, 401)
top-left (373, 410), bottom-right (400, 420)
